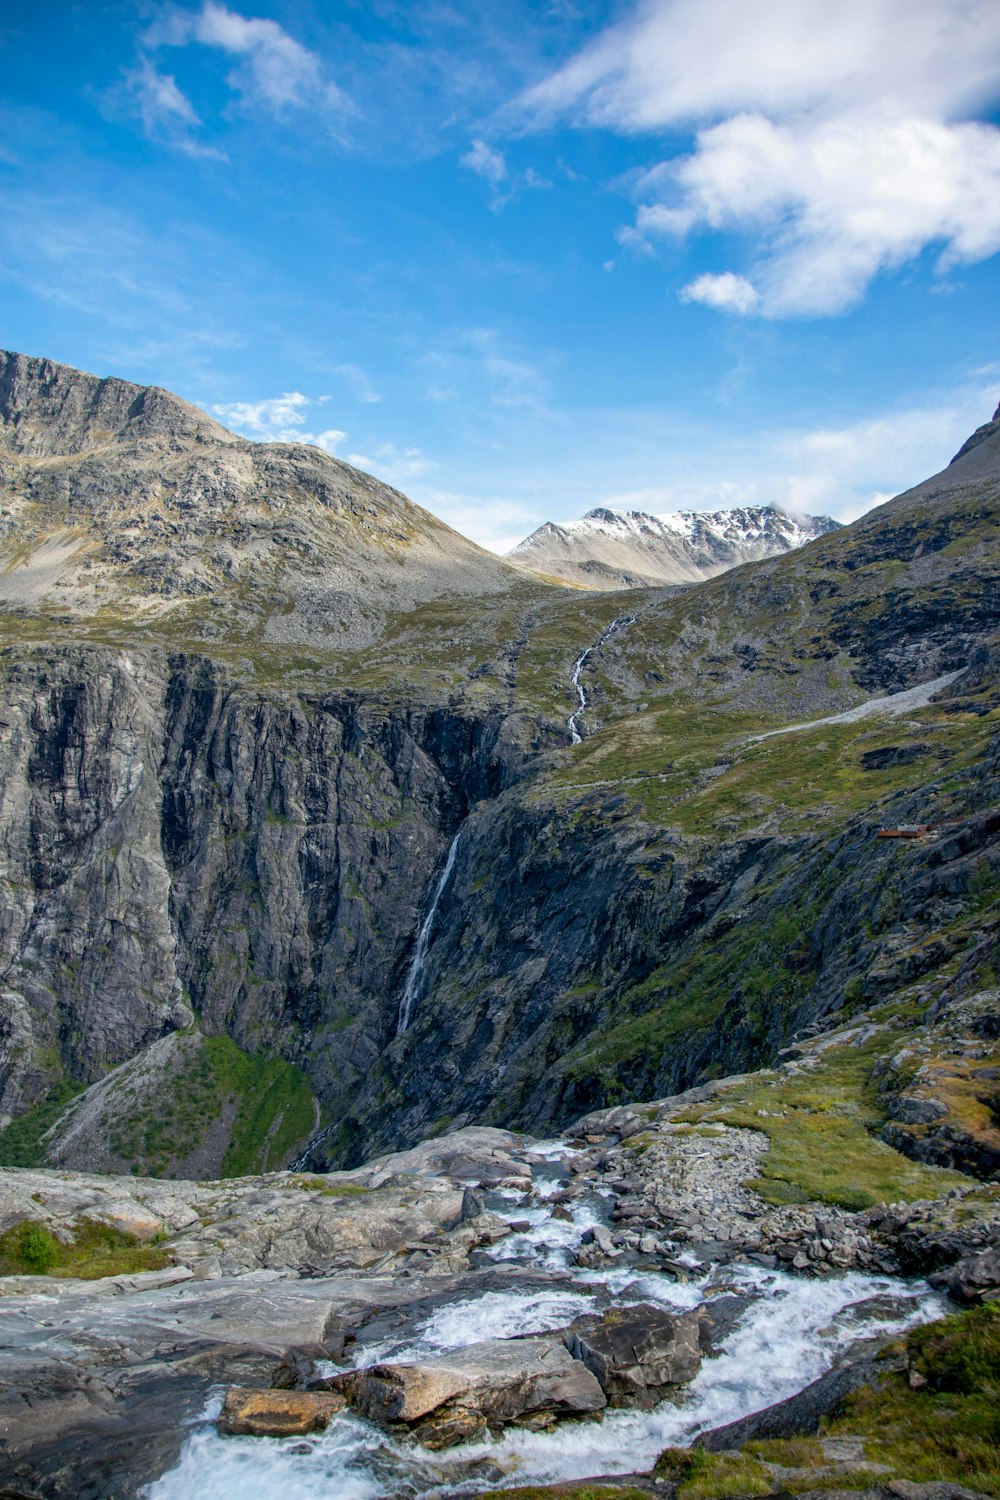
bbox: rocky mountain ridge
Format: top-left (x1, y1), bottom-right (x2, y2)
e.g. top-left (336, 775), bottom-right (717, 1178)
top-left (0, 350), bottom-right (525, 656)
top-left (509, 504), bottom-right (839, 590)
top-left (0, 354), bottom-right (996, 1183)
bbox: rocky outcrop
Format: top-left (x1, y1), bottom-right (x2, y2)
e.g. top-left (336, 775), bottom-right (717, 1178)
top-left (564, 1303), bottom-right (703, 1406)
top-left (0, 644), bottom-right (539, 1167)
top-left (339, 1336), bottom-right (607, 1446)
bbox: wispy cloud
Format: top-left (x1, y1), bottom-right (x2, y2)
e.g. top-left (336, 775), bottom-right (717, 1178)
top-left (121, 2), bottom-right (350, 154)
top-left (420, 328), bottom-right (552, 417)
top-left (520, 0), bottom-right (1000, 316)
top-left (211, 390), bottom-right (346, 452)
top-left (333, 363), bottom-right (381, 404)
top-left (347, 442), bottom-right (430, 485)
top-left (121, 58), bottom-right (226, 159)
top-left (462, 139), bottom-right (507, 188)
top-left (461, 138), bottom-right (550, 211)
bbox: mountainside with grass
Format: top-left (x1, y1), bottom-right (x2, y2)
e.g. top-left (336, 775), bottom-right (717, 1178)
top-left (508, 505), bottom-right (839, 590)
top-left (0, 349), bottom-right (525, 656)
top-left (0, 353), bottom-right (997, 1184)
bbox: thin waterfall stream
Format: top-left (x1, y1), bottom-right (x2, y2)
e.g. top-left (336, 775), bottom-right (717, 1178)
top-left (568, 613), bottom-right (636, 743)
top-left (396, 830), bottom-right (462, 1035)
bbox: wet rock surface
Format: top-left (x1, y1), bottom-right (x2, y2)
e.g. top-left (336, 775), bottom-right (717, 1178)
top-left (564, 1303), bottom-right (702, 1407)
top-left (340, 1335), bottom-right (607, 1444)
top-left (0, 1113), bottom-right (969, 1496)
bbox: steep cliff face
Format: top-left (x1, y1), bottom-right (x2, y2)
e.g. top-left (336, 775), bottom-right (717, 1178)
top-left (304, 712), bottom-right (1000, 1165)
top-left (0, 643), bottom-right (545, 1168)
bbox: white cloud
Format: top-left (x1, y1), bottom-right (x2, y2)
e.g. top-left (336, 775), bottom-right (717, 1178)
top-left (125, 3), bottom-right (348, 152)
top-left (333, 363), bottom-right (382, 404)
top-left (462, 139), bottom-right (507, 188)
top-left (520, 0), bottom-right (1000, 316)
top-left (212, 390), bottom-right (346, 452)
top-left (410, 488), bottom-right (541, 555)
top-left (189, 2), bottom-right (345, 113)
top-left (681, 271), bottom-right (759, 314)
top-left (590, 385), bottom-right (997, 524)
top-left (347, 443), bottom-right (431, 485)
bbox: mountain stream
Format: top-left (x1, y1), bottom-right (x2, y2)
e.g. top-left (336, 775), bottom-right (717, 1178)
top-left (147, 1144), bottom-right (944, 1500)
top-left (396, 831), bottom-right (463, 1035)
top-left (568, 615), bottom-right (636, 744)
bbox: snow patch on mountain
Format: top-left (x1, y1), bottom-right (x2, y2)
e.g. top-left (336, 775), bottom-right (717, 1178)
top-left (508, 505), bottom-right (840, 590)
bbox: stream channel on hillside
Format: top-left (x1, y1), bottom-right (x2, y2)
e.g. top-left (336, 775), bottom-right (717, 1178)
top-left (147, 1142), bottom-right (943, 1500)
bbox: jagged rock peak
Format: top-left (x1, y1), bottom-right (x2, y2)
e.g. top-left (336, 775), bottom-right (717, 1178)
top-left (0, 349), bottom-right (232, 458)
top-left (508, 503), bottom-right (839, 591)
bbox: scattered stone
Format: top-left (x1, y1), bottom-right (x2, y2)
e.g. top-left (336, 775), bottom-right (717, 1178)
top-left (942, 1247), bottom-right (1000, 1304)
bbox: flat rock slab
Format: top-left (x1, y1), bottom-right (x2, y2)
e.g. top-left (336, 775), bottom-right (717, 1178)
top-left (218, 1387), bottom-right (346, 1437)
top-left (565, 1303), bottom-right (703, 1407)
top-left (341, 1334), bottom-right (606, 1445)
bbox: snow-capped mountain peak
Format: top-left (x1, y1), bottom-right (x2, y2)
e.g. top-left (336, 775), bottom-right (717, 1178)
top-left (508, 504), bottom-right (839, 590)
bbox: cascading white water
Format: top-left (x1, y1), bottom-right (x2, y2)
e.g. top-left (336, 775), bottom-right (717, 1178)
top-left (567, 614), bottom-right (636, 744)
top-left (147, 1162), bottom-right (945, 1500)
top-left (396, 831), bottom-right (462, 1035)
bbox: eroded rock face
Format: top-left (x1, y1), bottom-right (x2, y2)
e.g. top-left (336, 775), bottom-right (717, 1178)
top-left (564, 1304), bottom-right (703, 1407)
top-left (0, 645), bottom-right (534, 1170)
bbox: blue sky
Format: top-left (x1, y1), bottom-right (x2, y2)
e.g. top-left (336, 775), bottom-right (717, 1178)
top-left (3, 0), bottom-right (1000, 552)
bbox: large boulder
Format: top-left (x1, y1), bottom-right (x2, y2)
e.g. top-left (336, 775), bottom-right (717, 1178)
top-left (942, 1247), bottom-right (1000, 1304)
top-left (563, 1303), bottom-right (702, 1407)
top-left (338, 1335), bottom-right (606, 1447)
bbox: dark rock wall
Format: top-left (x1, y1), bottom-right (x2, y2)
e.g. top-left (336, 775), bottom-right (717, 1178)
top-left (1, 643), bottom-right (998, 1171)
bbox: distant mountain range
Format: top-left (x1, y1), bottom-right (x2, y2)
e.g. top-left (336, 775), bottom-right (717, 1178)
top-left (508, 505), bottom-right (841, 589)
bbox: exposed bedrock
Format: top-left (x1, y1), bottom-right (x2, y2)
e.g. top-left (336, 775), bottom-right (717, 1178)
top-left (0, 644), bottom-right (542, 1151)
top-left (1, 641), bottom-right (998, 1174)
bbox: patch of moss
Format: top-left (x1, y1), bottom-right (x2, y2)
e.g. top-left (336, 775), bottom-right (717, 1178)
top-left (281, 1175), bottom-right (367, 1197)
top-left (483, 1487), bottom-right (652, 1500)
top-left (0, 1218), bottom-right (172, 1280)
top-left (105, 1035), bottom-right (316, 1178)
top-left (654, 1449), bottom-right (773, 1500)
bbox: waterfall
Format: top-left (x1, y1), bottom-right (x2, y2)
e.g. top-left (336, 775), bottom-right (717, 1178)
top-left (567, 613), bottom-right (636, 744)
top-left (396, 830), bottom-right (462, 1036)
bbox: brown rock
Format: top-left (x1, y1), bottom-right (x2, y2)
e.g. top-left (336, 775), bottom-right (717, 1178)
top-left (218, 1387), bottom-right (346, 1437)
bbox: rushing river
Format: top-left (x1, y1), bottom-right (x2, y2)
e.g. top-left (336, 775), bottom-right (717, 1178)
top-left (146, 1147), bottom-right (944, 1500)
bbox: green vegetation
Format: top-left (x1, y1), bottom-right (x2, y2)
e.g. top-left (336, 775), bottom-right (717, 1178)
top-left (483, 1487), bottom-right (652, 1500)
top-left (0, 1218), bottom-right (172, 1280)
top-left (677, 1021), bottom-right (968, 1209)
top-left (104, 1034), bottom-right (316, 1178)
top-left (281, 1175), bottom-right (367, 1197)
top-left (717, 1306), bottom-right (1000, 1498)
top-left (541, 691), bottom-right (999, 839)
top-left (644, 1308), bottom-right (1000, 1500)
top-left (0, 1078), bottom-right (83, 1168)
top-left (655, 1449), bottom-right (773, 1500)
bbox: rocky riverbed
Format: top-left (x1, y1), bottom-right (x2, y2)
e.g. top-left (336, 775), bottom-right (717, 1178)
top-left (1, 1064), bottom-right (997, 1500)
